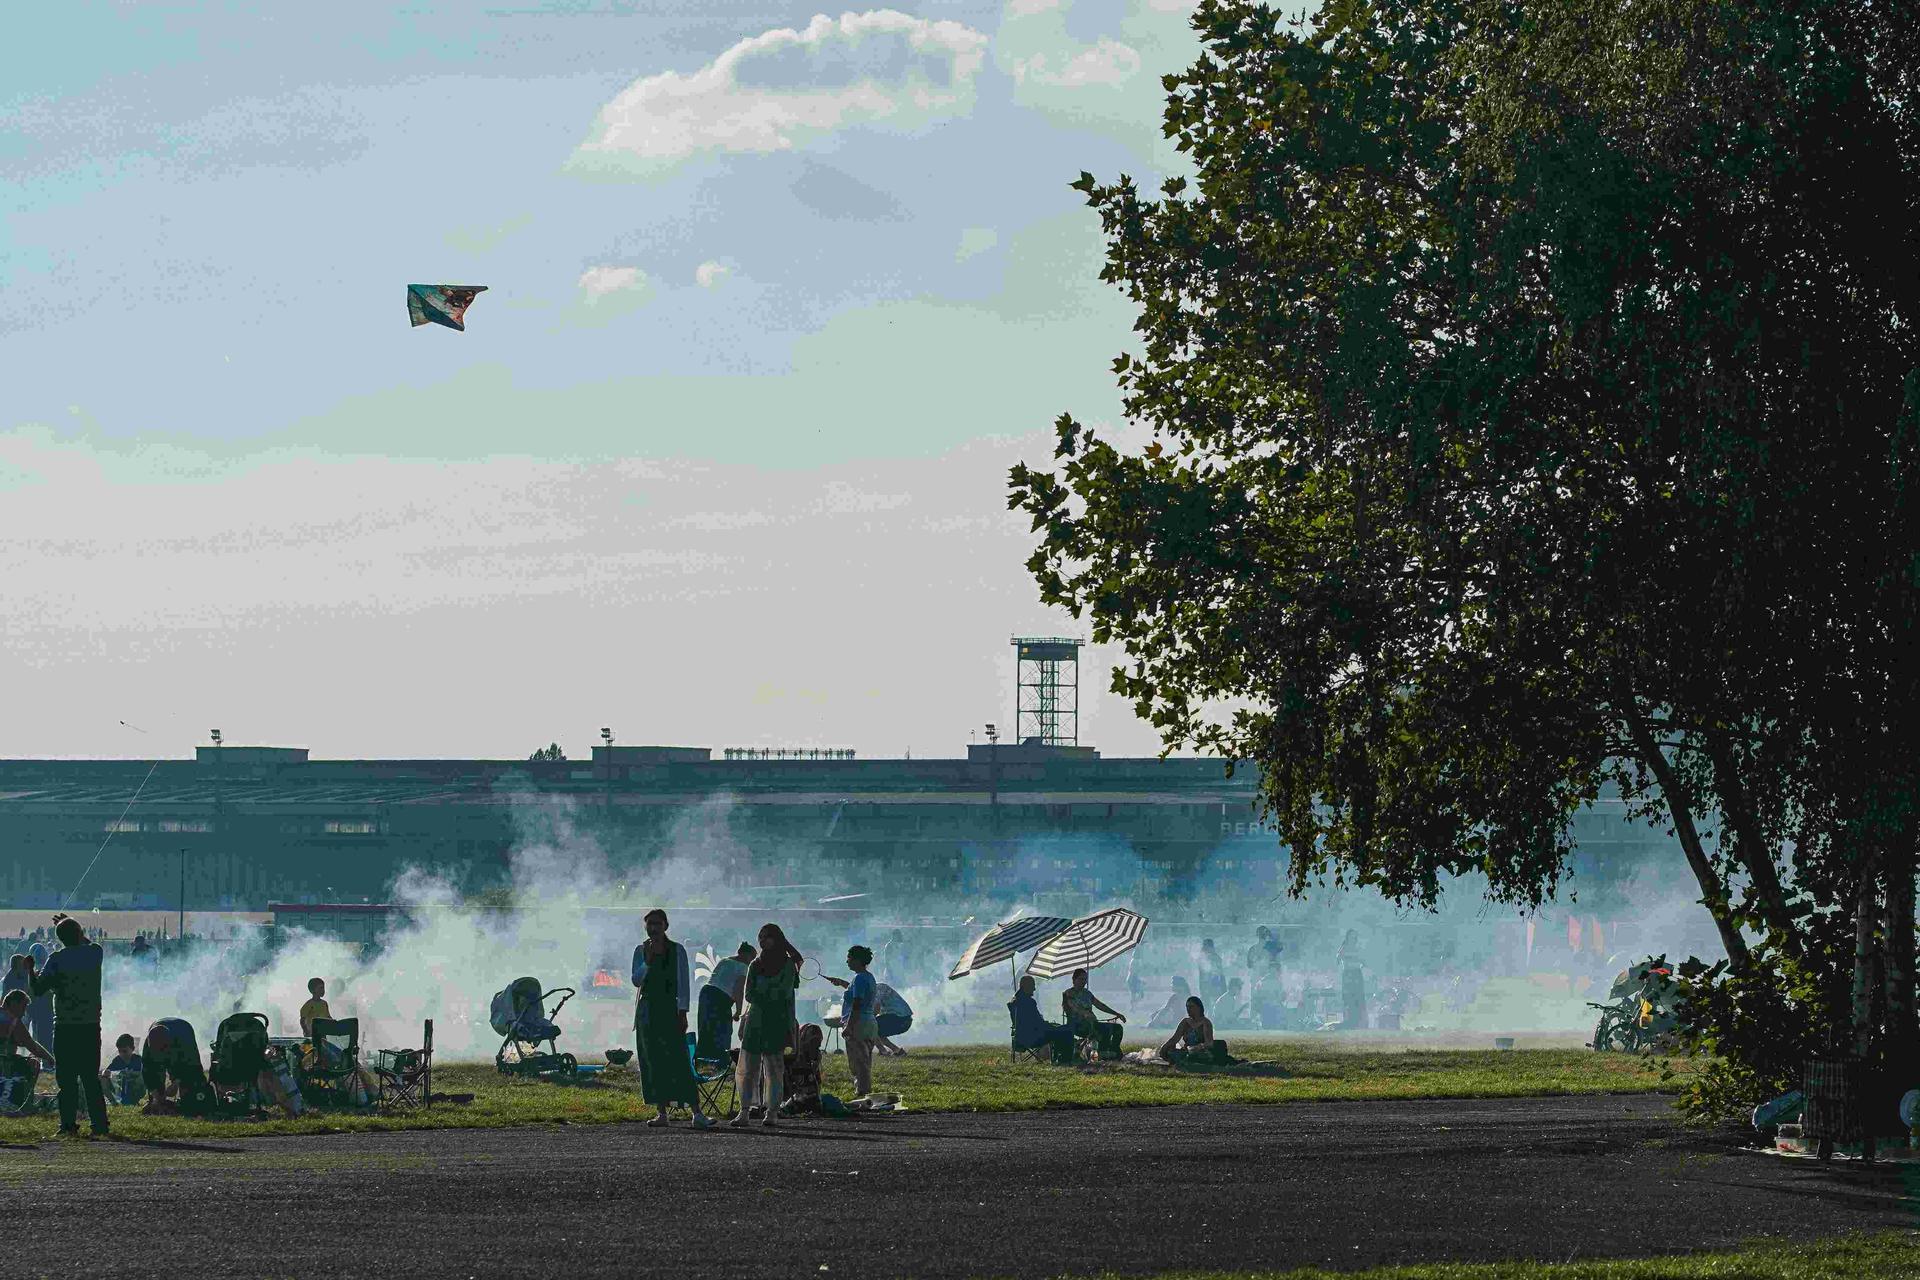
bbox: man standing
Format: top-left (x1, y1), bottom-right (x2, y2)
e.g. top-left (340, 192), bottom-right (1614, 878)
top-left (29, 914), bottom-right (108, 1137)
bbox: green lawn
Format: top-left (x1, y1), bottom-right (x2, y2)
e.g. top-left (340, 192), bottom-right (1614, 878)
top-left (0, 1042), bottom-right (1682, 1141)
top-left (1062, 1234), bottom-right (1920, 1280)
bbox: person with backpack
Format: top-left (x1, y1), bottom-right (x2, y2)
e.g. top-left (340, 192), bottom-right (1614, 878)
top-left (27, 915), bottom-right (107, 1137)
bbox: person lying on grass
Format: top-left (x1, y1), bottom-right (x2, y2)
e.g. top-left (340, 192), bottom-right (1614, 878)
top-left (1158, 996), bottom-right (1233, 1066)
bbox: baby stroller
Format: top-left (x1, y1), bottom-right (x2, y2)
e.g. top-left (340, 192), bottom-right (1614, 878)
top-left (491, 977), bottom-right (578, 1079)
top-left (778, 1023), bottom-right (825, 1116)
top-left (209, 1011), bottom-right (282, 1114)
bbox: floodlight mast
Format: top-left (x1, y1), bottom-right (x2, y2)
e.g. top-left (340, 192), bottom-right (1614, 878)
top-left (1010, 637), bottom-right (1081, 747)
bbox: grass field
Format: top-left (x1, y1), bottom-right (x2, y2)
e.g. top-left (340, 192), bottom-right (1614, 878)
top-left (1073, 1234), bottom-right (1920, 1280)
top-left (0, 1040), bottom-right (1684, 1142)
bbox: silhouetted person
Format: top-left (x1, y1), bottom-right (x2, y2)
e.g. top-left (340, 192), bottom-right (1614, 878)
top-left (29, 915), bottom-right (108, 1136)
top-left (631, 908), bottom-right (711, 1128)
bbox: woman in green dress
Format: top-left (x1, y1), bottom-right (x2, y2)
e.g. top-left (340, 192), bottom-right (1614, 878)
top-left (732, 922), bottom-right (803, 1127)
top-left (630, 908), bottom-right (712, 1129)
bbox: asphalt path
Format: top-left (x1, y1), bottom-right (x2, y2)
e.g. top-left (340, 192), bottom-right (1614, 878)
top-left (2, 1095), bottom-right (1914, 1279)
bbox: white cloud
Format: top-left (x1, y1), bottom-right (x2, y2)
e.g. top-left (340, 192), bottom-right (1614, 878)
top-left (955, 226), bottom-right (998, 261)
top-left (1011, 37), bottom-right (1143, 89)
top-left (571, 10), bottom-right (990, 175)
top-left (577, 264), bottom-right (651, 301)
top-left (1007, 0), bottom-right (1066, 12)
top-left (695, 260), bottom-right (731, 288)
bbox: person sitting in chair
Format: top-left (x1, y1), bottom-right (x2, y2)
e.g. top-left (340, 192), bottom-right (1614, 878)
top-left (1160, 996), bottom-right (1233, 1066)
top-left (1009, 976), bottom-right (1076, 1064)
top-left (299, 978), bottom-right (332, 1040)
top-left (1061, 968), bottom-right (1125, 1060)
top-left (0, 989), bottom-right (52, 1110)
top-left (141, 1018), bottom-right (215, 1116)
top-left (100, 1033), bottom-right (146, 1106)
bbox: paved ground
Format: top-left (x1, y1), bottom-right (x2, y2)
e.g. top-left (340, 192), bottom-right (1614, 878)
top-left (1, 1095), bottom-right (1913, 1278)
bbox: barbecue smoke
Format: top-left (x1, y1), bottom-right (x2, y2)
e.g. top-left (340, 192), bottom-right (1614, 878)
top-left (91, 792), bottom-right (1725, 1059)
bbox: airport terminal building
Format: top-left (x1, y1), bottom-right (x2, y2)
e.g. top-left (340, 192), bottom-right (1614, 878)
top-left (0, 742), bottom-right (1679, 920)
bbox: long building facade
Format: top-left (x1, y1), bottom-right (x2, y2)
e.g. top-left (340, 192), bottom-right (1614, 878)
top-left (0, 743), bottom-right (1684, 924)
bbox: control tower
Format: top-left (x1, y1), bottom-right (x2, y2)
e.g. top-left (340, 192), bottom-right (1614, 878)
top-left (1011, 637), bottom-right (1082, 747)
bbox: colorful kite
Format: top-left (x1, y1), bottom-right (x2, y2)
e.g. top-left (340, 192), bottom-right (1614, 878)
top-left (407, 284), bottom-right (488, 331)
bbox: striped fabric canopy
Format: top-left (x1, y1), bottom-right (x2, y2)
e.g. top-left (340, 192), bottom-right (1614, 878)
top-left (948, 916), bottom-right (1074, 980)
top-left (1024, 908), bottom-right (1150, 981)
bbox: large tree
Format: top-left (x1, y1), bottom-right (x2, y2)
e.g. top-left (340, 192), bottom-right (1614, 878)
top-left (1013, 0), bottom-right (1919, 1103)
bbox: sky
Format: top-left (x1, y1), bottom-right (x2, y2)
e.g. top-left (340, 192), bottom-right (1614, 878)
top-left (0, 1), bottom-right (1225, 761)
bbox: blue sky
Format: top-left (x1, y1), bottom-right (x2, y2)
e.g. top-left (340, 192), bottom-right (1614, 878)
top-left (1, 2), bottom-right (1213, 759)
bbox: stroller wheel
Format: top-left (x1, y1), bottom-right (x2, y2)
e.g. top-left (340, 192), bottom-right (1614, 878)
top-left (559, 1053), bottom-right (579, 1076)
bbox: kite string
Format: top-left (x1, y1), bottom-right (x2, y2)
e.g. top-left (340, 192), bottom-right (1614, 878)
top-left (60, 759), bottom-right (162, 910)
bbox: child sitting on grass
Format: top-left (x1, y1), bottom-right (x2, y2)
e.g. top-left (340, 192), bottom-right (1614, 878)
top-left (101, 1033), bottom-right (145, 1105)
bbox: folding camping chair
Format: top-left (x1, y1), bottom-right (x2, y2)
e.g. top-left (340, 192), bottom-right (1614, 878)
top-left (1008, 1002), bottom-right (1054, 1066)
top-left (686, 1032), bottom-right (737, 1120)
top-left (301, 1017), bottom-right (368, 1107)
top-left (372, 1019), bottom-right (434, 1110)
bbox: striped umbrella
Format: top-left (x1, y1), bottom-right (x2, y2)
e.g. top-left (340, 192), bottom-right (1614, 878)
top-left (948, 916), bottom-right (1074, 981)
top-left (1024, 908), bottom-right (1150, 981)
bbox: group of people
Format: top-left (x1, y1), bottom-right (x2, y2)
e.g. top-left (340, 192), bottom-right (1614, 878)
top-left (0, 915), bottom-right (109, 1134)
top-left (0, 912), bottom-right (372, 1129)
top-left (1009, 967), bottom-right (1233, 1066)
top-left (629, 909), bottom-right (915, 1129)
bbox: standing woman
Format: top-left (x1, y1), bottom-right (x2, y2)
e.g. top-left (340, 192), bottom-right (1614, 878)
top-left (630, 908), bottom-right (712, 1129)
top-left (733, 922), bottom-right (802, 1127)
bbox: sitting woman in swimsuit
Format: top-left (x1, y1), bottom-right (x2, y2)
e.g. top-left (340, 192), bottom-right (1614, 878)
top-left (1159, 996), bottom-right (1231, 1065)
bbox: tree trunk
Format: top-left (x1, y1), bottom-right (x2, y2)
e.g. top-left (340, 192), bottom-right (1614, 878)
top-left (1624, 707), bottom-right (1750, 970)
top-left (1854, 869), bottom-right (1881, 1058)
top-left (1704, 737), bottom-right (1797, 953)
top-left (1884, 850), bottom-right (1917, 1073)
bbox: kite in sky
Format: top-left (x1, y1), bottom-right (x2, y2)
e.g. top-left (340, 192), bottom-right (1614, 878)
top-left (407, 284), bottom-right (488, 331)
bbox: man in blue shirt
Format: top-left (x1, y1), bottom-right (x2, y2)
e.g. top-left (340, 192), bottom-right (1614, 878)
top-left (826, 946), bottom-right (878, 1100)
top-left (28, 915), bottom-right (108, 1137)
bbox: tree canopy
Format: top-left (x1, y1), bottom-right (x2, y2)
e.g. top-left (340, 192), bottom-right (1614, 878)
top-left (1012, 0), bottom-right (1918, 1095)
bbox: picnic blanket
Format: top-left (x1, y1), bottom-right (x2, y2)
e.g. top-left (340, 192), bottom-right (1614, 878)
top-left (1120, 1049), bottom-right (1287, 1077)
